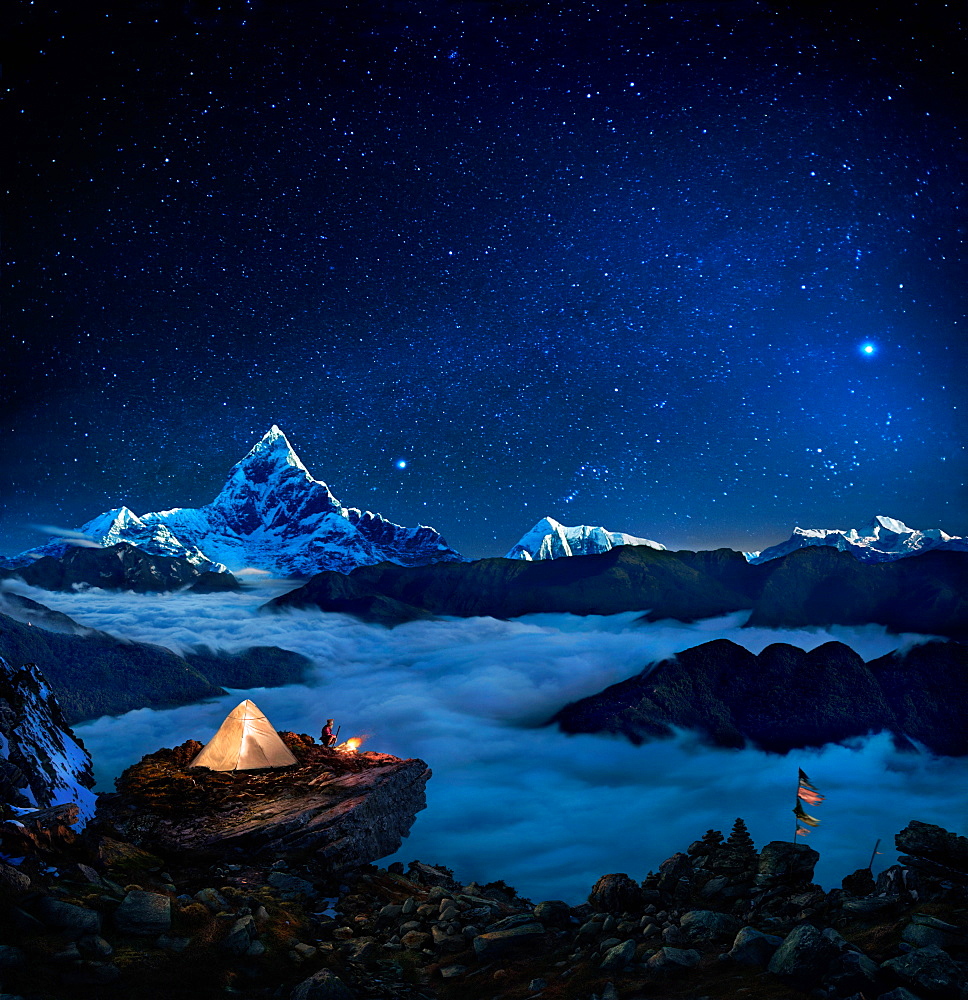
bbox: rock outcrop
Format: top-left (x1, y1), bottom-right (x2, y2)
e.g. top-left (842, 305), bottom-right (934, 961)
top-left (0, 654), bottom-right (97, 828)
top-left (0, 811), bottom-right (963, 1000)
top-left (96, 734), bottom-right (430, 870)
top-left (552, 637), bottom-right (968, 755)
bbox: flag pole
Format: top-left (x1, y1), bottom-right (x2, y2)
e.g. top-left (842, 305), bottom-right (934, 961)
top-left (867, 838), bottom-right (881, 871)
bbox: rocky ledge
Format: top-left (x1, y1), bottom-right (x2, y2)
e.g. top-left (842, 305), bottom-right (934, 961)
top-left (95, 734), bottom-right (430, 869)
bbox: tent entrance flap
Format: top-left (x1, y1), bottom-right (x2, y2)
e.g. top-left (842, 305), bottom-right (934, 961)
top-left (190, 699), bottom-right (297, 771)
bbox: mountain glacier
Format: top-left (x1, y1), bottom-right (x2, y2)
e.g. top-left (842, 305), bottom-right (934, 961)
top-left (506, 516), bottom-right (666, 560)
top-left (745, 514), bottom-right (968, 564)
top-left (15, 427), bottom-right (464, 577)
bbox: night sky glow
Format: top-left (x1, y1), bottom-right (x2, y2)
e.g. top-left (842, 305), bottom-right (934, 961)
top-left (4, 2), bottom-right (966, 558)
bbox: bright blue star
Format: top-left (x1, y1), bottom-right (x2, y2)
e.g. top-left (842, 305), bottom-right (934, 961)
top-left (860, 342), bottom-right (876, 356)
top-left (395, 459), bottom-right (407, 469)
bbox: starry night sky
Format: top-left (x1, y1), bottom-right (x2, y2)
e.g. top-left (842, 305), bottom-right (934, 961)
top-left (4, 1), bottom-right (966, 559)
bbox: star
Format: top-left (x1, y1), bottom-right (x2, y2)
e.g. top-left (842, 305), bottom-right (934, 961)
top-left (860, 343), bottom-right (876, 356)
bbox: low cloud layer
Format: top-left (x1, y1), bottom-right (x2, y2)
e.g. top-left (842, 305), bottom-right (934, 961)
top-left (24, 582), bottom-right (963, 904)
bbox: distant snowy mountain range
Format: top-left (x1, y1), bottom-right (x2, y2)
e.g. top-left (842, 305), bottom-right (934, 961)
top-left (505, 517), bottom-right (665, 560)
top-left (11, 427), bottom-right (464, 577)
top-left (4, 427), bottom-right (964, 577)
top-left (745, 514), bottom-right (968, 564)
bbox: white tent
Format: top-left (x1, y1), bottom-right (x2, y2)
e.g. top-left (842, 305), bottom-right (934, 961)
top-left (190, 699), bottom-right (297, 771)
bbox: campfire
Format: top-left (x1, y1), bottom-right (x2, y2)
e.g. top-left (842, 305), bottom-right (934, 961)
top-left (336, 734), bottom-right (369, 753)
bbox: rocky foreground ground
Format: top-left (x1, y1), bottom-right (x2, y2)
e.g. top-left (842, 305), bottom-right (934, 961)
top-left (0, 803), bottom-right (965, 1000)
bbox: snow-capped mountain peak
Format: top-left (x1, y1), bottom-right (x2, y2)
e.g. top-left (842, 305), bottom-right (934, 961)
top-left (506, 516), bottom-right (666, 561)
top-left (81, 505), bottom-right (146, 543)
top-left (13, 427), bottom-right (464, 578)
top-left (236, 424), bottom-right (311, 477)
top-left (746, 515), bottom-right (967, 564)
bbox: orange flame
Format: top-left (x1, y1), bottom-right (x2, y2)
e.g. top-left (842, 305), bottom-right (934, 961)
top-left (337, 734), bottom-right (369, 753)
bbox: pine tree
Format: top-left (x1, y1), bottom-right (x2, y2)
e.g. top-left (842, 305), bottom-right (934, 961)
top-left (726, 817), bottom-right (755, 854)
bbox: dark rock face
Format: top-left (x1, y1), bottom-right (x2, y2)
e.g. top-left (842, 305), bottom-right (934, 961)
top-left (0, 606), bottom-right (224, 723)
top-left (0, 542), bottom-right (234, 593)
top-left (870, 643), bottom-right (968, 756)
top-left (552, 638), bottom-right (968, 755)
top-left (267, 545), bottom-right (968, 638)
top-left (0, 655), bottom-right (96, 820)
top-left (895, 820), bottom-right (968, 884)
top-left (746, 547), bottom-right (968, 636)
top-left (881, 946), bottom-right (964, 997)
top-left (188, 571), bottom-right (242, 593)
top-left (0, 594), bottom-right (312, 723)
top-left (182, 645), bottom-right (312, 689)
top-left (267, 571), bottom-right (436, 626)
top-left (96, 737), bottom-right (430, 871)
top-left (767, 923), bottom-right (840, 985)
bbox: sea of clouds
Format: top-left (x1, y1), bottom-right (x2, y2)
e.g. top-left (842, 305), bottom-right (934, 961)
top-left (18, 581), bottom-right (967, 904)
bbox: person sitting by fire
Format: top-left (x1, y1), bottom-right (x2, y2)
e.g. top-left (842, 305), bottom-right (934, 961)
top-left (321, 719), bottom-right (338, 748)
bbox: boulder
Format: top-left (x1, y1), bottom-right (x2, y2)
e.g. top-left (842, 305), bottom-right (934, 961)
top-left (655, 852), bottom-right (693, 897)
top-left (290, 969), bottom-right (355, 1000)
top-left (77, 935), bottom-right (113, 958)
top-left (194, 888), bottom-right (230, 912)
top-left (680, 909), bottom-right (741, 945)
top-left (842, 867), bottom-right (876, 896)
top-left (533, 899), bottom-right (571, 926)
top-left (646, 946), bottom-right (701, 972)
top-left (472, 923), bottom-right (545, 962)
top-left (827, 950), bottom-right (881, 995)
top-left (268, 872), bottom-right (316, 899)
top-left (343, 938), bottom-right (377, 964)
top-left (902, 914), bottom-right (962, 951)
top-left (895, 821), bottom-right (968, 875)
top-left (756, 841), bottom-right (819, 887)
top-left (0, 862), bottom-right (30, 896)
top-left (600, 939), bottom-right (636, 969)
top-left (221, 916), bottom-right (257, 955)
top-left (400, 931), bottom-right (431, 950)
top-left (843, 897), bottom-right (897, 919)
top-left (876, 865), bottom-right (921, 898)
top-left (588, 873), bottom-right (642, 913)
top-left (34, 897), bottom-right (101, 937)
top-left (727, 926), bottom-right (783, 966)
top-left (113, 890), bottom-right (171, 935)
top-left (881, 946), bottom-right (962, 997)
top-left (767, 923), bottom-right (840, 985)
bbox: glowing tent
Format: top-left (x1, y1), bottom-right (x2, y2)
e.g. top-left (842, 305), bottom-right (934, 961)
top-left (190, 699), bottom-right (297, 771)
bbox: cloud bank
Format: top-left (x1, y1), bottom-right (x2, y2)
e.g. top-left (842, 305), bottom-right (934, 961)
top-left (24, 582), bottom-right (963, 904)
